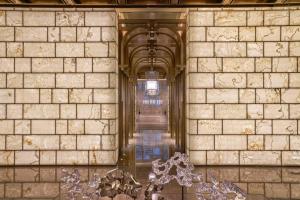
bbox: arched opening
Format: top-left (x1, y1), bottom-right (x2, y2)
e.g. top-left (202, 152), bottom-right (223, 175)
top-left (118, 9), bottom-right (187, 166)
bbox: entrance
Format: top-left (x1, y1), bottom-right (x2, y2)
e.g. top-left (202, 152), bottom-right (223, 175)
top-left (118, 9), bottom-right (186, 165)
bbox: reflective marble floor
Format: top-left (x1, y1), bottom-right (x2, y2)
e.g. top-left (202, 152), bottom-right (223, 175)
top-left (0, 166), bottom-right (300, 199)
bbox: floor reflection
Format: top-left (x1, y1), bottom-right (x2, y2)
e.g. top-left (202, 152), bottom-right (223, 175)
top-left (0, 166), bottom-right (300, 199)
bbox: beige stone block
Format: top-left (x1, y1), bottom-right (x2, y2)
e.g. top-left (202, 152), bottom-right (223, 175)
top-left (256, 27), bottom-right (280, 41)
top-left (16, 27), bottom-right (47, 42)
top-left (215, 135), bottom-right (247, 150)
top-left (16, 89), bottom-right (39, 103)
top-left (291, 136), bottom-right (300, 150)
top-left (223, 120), bottom-right (254, 135)
top-left (6, 11), bottom-right (22, 26)
top-left (264, 11), bottom-right (289, 25)
top-left (264, 42), bottom-right (288, 57)
top-left (57, 151), bottom-right (88, 165)
top-left (223, 58), bottom-right (254, 72)
top-left (291, 184), bottom-right (300, 199)
top-left (215, 73), bottom-right (246, 88)
top-left (32, 120), bottom-right (55, 134)
top-left (85, 73), bottom-right (109, 88)
top-left (102, 27), bottom-right (116, 42)
top-left (89, 150), bottom-right (116, 165)
top-left (281, 89), bottom-right (300, 103)
top-left (48, 27), bottom-right (59, 42)
top-left (109, 74), bottom-right (116, 88)
top-left (197, 120), bottom-right (221, 135)
top-left (264, 73), bottom-right (288, 88)
top-left (24, 74), bottom-right (55, 88)
top-left (0, 151), bottom-right (14, 165)
top-left (7, 73), bottom-right (23, 88)
top-left (189, 104), bottom-right (214, 119)
top-left (283, 151), bottom-right (300, 165)
top-left (94, 89), bottom-right (116, 103)
top-left (56, 43), bottom-right (84, 57)
top-left (247, 42), bottom-right (263, 57)
top-left (256, 58), bottom-right (271, 72)
top-left (215, 42), bottom-right (246, 57)
top-left (273, 57), bottom-right (297, 72)
top-left (15, 120), bottom-right (30, 134)
top-left (7, 43), bottom-right (23, 57)
top-left (5, 183), bottom-right (21, 198)
top-left (24, 12), bottom-right (55, 26)
top-left (69, 89), bottom-right (92, 104)
top-left (264, 104), bottom-right (288, 119)
top-left (247, 73), bottom-right (263, 88)
top-left (290, 10), bottom-right (300, 25)
top-left (0, 136), bottom-right (3, 150)
top-left (282, 26), bottom-right (300, 41)
top-left (93, 58), bottom-right (116, 72)
top-left (215, 104), bottom-right (246, 119)
top-left (239, 27), bottom-right (255, 41)
top-left (290, 104), bottom-right (300, 119)
top-left (256, 120), bottom-right (272, 135)
top-left (32, 58), bottom-right (63, 73)
top-left (23, 183), bottom-right (59, 198)
top-left (207, 27), bottom-right (238, 41)
top-left (189, 27), bottom-right (205, 41)
top-left (24, 104), bottom-right (59, 119)
top-left (207, 89), bottom-right (238, 103)
top-left (239, 89), bottom-right (256, 103)
top-left (248, 135), bottom-right (264, 150)
top-left (40, 89), bottom-right (51, 103)
top-left (189, 73), bottom-right (213, 88)
top-left (56, 120), bottom-right (67, 134)
top-left (24, 43), bottom-right (55, 57)
top-left (77, 104), bottom-right (100, 119)
top-left (0, 27), bottom-right (14, 41)
top-left (240, 151), bottom-right (281, 165)
top-left (15, 151), bottom-right (39, 165)
top-left (101, 104), bottom-right (116, 119)
top-left (24, 135), bottom-right (59, 150)
top-left (56, 74), bottom-right (84, 88)
top-left (60, 135), bottom-right (76, 150)
top-left (61, 27), bottom-right (76, 42)
top-left (189, 11), bottom-right (213, 26)
top-left (248, 183), bottom-right (264, 195)
top-left (6, 135), bottom-right (22, 150)
top-left (77, 135), bottom-right (101, 150)
top-left (290, 73), bottom-right (300, 87)
top-left (290, 42), bottom-right (300, 56)
top-left (188, 119), bottom-right (197, 134)
top-left (102, 135), bottom-right (116, 150)
top-left (256, 89), bottom-right (280, 103)
top-left (40, 151), bottom-right (56, 165)
top-left (63, 58), bottom-right (76, 72)
top-left (85, 12), bottom-right (116, 26)
top-left (53, 89), bottom-right (68, 103)
top-left (265, 183), bottom-right (290, 198)
top-left (0, 58), bottom-right (14, 72)
top-left (0, 43), bottom-right (5, 57)
top-left (0, 74), bottom-right (5, 88)
top-left (247, 104), bottom-right (263, 119)
top-left (108, 41), bottom-right (116, 57)
top-left (0, 89), bottom-right (14, 103)
top-left (0, 11), bottom-right (4, 26)
top-left (247, 11), bottom-right (263, 26)
top-left (189, 42), bottom-right (214, 57)
top-left (77, 27), bottom-right (101, 41)
top-left (85, 42), bottom-right (108, 57)
top-left (265, 135), bottom-right (289, 150)
top-left (215, 11), bottom-right (246, 26)
top-left (15, 58), bottom-right (31, 72)
top-left (188, 58), bottom-right (197, 72)
top-left (197, 58), bottom-right (221, 72)
top-left (85, 120), bottom-right (109, 134)
top-left (7, 104), bottom-right (22, 119)
top-left (68, 120), bottom-right (84, 134)
top-left (189, 89), bottom-right (205, 103)
top-left (0, 104), bottom-right (5, 119)
top-left (207, 151), bottom-right (239, 165)
top-left (189, 135), bottom-right (214, 150)
top-left (56, 12), bottom-right (84, 26)
top-left (76, 58), bottom-right (92, 72)
top-left (189, 151), bottom-right (206, 165)
top-left (273, 120), bottom-right (297, 135)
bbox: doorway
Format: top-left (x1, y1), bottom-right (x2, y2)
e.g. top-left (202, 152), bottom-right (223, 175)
top-left (118, 9), bottom-right (186, 165)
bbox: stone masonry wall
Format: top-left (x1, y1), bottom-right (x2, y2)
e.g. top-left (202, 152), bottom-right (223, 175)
top-left (0, 8), bottom-right (118, 165)
top-left (187, 6), bottom-right (300, 165)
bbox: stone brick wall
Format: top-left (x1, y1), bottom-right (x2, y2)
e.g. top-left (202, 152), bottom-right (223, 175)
top-left (187, 6), bottom-right (300, 165)
top-left (0, 8), bottom-right (118, 165)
